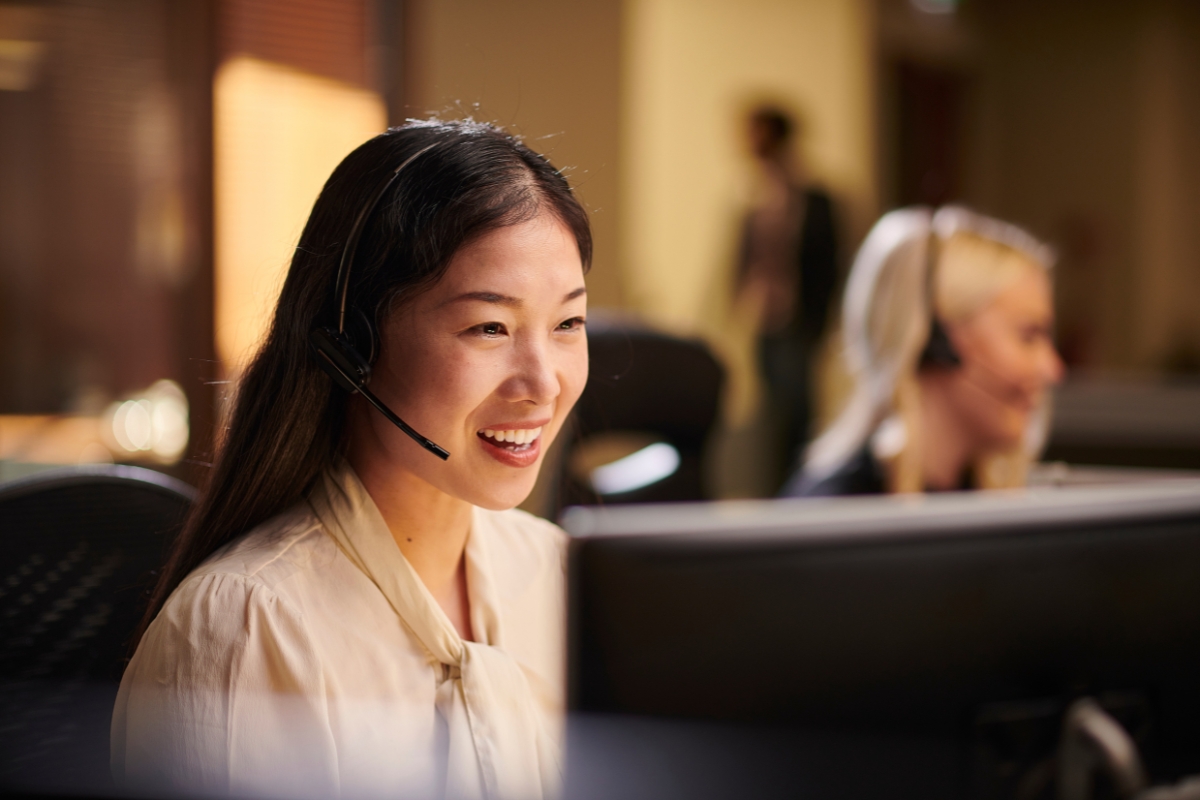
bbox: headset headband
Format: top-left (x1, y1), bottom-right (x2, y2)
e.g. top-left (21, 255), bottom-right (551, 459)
top-left (334, 141), bottom-right (441, 332)
top-left (309, 138), bottom-right (451, 461)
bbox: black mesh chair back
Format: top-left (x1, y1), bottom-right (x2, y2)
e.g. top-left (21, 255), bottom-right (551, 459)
top-left (0, 464), bottom-right (194, 794)
top-left (554, 319), bottom-right (725, 511)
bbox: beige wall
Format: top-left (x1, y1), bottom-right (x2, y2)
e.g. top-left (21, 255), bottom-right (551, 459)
top-left (403, 0), bottom-right (623, 309)
top-left (620, 0), bottom-right (878, 333)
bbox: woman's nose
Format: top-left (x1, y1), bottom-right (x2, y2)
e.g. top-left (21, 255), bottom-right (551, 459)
top-left (1041, 342), bottom-right (1066, 386)
top-left (502, 338), bottom-right (561, 405)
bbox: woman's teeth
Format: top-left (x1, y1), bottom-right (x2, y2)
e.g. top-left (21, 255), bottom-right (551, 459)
top-left (479, 426), bottom-right (543, 449)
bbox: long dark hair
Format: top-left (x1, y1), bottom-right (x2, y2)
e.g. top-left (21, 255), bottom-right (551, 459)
top-left (134, 119), bottom-right (592, 650)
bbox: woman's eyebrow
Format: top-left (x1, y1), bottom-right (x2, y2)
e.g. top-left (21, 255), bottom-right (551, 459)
top-left (446, 291), bottom-right (521, 308)
top-left (444, 287), bottom-right (587, 308)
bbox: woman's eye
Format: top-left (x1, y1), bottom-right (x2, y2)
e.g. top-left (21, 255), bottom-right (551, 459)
top-left (475, 322), bottom-right (506, 337)
top-left (558, 317), bottom-right (586, 331)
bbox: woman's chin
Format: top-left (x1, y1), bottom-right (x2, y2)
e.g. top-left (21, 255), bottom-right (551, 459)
top-left (470, 486), bottom-right (538, 512)
top-left (457, 433), bottom-right (558, 510)
top-left (983, 414), bottom-right (1029, 451)
top-left (453, 470), bottom-right (541, 512)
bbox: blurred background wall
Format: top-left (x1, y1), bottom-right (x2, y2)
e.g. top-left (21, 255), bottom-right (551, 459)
top-left (1, 0), bottom-right (1197, 489)
top-left (0, 0), bottom-right (213, 475)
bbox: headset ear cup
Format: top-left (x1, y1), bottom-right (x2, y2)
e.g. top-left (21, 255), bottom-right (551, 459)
top-left (919, 317), bottom-right (963, 369)
top-left (310, 327), bottom-right (372, 392)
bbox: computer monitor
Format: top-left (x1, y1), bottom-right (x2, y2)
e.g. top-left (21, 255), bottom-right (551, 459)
top-left (563, 480), bottom-right (1200, 800)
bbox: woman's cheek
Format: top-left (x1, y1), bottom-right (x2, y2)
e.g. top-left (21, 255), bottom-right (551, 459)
top-left (446, 350), bottom-right (501, 406)
top-left (983, 329), bottom-right (1026, 380)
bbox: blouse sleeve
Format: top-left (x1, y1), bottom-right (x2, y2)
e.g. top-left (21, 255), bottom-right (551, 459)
top-left (111, 572), bottom-right (338, 799)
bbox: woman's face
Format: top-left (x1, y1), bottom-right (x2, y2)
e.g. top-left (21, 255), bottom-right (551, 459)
top-left (354, 212), bottom-right (588, 510)
top-left (942, 266), bottom-right (1065, 449)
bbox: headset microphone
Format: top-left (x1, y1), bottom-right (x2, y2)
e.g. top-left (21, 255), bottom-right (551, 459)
top-left (310, 327), bottom-right (450, 459)
top-left (309, 141), bottom-right (450, 461)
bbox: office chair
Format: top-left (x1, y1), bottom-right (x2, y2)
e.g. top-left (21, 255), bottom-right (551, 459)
top-left (553, 317), bottom-right (725, 511)
top-left (0, 464), bottom-right (194, 793)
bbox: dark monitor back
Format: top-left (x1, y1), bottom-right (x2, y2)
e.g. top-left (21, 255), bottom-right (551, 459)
top-left (564, 481), bottom-right (1200, 796)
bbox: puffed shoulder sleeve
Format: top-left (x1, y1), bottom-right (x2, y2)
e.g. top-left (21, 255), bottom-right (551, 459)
top-left (111, 572), bottom-right (337, 798)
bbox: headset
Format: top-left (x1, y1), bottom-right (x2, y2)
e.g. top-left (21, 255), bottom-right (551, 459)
top-left (308, 142), bottom-right (451, 460)
top-left (916, 228), bottom-right (1036, 410)
top-left (917, 231), bottom-right (963, 370)
top-left (920, 318), bottom-right (962, 369)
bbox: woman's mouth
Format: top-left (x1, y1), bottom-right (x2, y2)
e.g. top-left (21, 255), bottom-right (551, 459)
top-left (477, 426), bottom-right (545, 467)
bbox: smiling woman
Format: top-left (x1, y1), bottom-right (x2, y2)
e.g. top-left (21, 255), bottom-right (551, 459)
top-left (784, 205), bottom-right (1064, 497)
top-left (111, 119), bottom-right (591, 800)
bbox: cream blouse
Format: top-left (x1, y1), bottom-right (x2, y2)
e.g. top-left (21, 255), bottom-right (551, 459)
top-left (111, 464), bottom-right (567, 800)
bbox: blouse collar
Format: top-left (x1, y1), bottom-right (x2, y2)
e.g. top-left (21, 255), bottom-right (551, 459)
top-left (307, 460), bottom-right (500, 659)
top-left (306, 461), bottom-right (560, 798)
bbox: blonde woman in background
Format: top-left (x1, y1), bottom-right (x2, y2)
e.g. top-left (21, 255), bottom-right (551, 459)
top-left (782, 206), bottom-right (1064, 497)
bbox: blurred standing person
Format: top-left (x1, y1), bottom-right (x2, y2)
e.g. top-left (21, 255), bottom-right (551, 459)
top-left (734, 104), bottom-right (839, 492)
